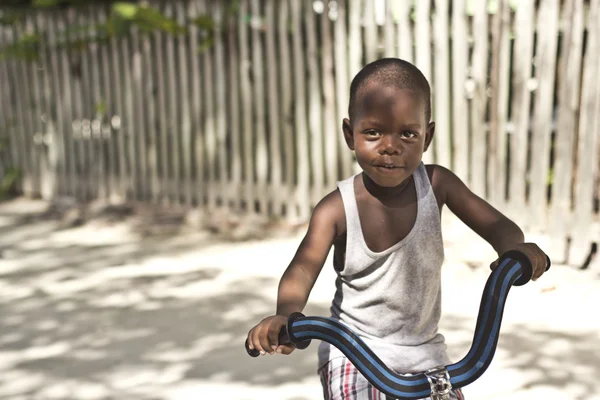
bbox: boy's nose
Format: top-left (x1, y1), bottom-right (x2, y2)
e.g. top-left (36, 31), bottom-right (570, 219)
top-left (379, 136), bottom-right (400, 155)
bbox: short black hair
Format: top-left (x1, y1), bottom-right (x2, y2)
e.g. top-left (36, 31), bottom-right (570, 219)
top-left (348, 58), bottom-right (431, 122)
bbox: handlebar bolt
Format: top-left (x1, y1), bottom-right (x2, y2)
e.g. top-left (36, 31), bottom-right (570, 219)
top-left (425, 367), bottom-right (452, 400)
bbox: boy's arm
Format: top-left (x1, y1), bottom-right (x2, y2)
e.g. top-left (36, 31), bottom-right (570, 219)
top-left (247, 190), bottom-right (342, 355)
top-left (435, 165), bottom-right (549, 280)
top-left (276, 190), bottom-right (342, 316)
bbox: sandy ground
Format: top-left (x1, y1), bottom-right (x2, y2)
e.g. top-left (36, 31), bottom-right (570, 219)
top-left (0, 198), bottom-right (599, 400)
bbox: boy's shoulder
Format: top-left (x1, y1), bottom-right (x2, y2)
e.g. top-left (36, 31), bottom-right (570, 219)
top-left (423, 163), bottom-right (463, 207)
top-left (311, 187), bottom-right (346, 236)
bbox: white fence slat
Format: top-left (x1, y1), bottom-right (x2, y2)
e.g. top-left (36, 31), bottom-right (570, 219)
top-left (415, 0), bottom-right (432, 164)
top-left (291, 0), bottom-right (311, 219)
top-left (433, 0), bottom-right (450, 168)
top-left (227, 1), bottom-right (242, 211)
top-left (469, 0), bottom-right (489, 198)
top-left (451, 0), bottom-right (469, 182)
top-left (549, 0), bottom-right (584, 263)
top-left (250, 0), bottom-right (268, 212)
top-left (529, 0), bottom-right (559, 231)
top-left (570, 0), bottom-right (600, 266)
top-left (278, 0), bottom-right (298, 219)
top-left (176, 1), bottom-right (192, 206)
top-left (396, 0), bottom-right (413, 62)
top-left (305, 0), bottom-right (324, 203)
top-left (238, 0), bottom-right (255, 213)
top-left (321, 6), bottom-right (338, 192)
top-left (334, 0), bottom-right (352, 180)
top-left (509, 0), bottom-right (535, 223)
top-left (265, 0), bottom-right (282, 214)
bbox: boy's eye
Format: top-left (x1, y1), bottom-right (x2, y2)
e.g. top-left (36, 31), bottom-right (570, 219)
top-left (401, 131), bottom-right (417, 138)
top-left (364, 130), bottom-right (381, 137)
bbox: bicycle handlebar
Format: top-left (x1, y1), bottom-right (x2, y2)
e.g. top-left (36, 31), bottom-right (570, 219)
top-left (245, 250), bottom-right (550, 399)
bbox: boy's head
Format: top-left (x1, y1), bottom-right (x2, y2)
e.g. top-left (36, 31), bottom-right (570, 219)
top-left (348, 58), bottom-right (431, 123)
top-left (343, 58), bottom-right (435, 187)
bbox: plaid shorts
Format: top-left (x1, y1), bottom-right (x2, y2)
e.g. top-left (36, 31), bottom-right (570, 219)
top-left (318, 357), bottom-right (465, 400)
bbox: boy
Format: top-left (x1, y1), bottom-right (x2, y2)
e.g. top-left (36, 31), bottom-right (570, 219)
top-left (246, 58), bottom-right (549, 399)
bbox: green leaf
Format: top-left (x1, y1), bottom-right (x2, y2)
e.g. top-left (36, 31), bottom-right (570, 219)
top-left (32, 0), bottom-right (60, 7)
top-left (113, 2), bottom-right (138, 20)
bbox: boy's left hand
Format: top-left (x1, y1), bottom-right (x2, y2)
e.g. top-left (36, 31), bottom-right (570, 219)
top-left (490, 243), bottom-right (549, 281)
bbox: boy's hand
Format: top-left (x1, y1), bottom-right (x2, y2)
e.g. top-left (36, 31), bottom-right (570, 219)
top-left (246, 315), bottom-right (295, 356)
top-left (490, 243), bottom-right (549, 281)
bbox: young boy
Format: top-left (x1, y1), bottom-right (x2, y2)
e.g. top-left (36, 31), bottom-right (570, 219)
top-left (246, 58), bottom-right (549, 399)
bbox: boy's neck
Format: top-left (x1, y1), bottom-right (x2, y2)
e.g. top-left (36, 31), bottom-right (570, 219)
top-left (361, 173), bottom-right (413, 202)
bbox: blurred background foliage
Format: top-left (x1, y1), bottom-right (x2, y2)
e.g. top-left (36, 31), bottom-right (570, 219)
top-left (0, 0), bottom-right (240, 61)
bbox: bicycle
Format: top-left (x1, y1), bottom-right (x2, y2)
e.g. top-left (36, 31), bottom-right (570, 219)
top-left (245, 250), bottom-right (551, 400)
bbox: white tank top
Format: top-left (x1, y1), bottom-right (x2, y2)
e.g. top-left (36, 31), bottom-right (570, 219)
top-left (317, 162), bottom-right (451, 373)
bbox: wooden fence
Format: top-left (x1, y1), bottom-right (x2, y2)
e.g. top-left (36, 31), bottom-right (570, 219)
top-left (0, 0), bottom-right (599, 269)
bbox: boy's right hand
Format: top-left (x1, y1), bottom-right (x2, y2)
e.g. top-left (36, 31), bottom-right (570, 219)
top-left (246, 315), bottom-right (295, 356)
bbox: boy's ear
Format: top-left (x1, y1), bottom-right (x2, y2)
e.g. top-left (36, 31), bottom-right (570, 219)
top-left (342, 118), bottom-right (355, 150)
top-left (423, 121), bottom-right (435, 152)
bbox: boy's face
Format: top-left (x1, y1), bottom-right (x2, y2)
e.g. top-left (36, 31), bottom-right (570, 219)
top-left (343, 83), bottom-right (435, 187)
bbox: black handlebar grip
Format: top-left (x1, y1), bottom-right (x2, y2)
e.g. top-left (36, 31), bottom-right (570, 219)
top-left (245, 312), bottom-right (311, 357)
top-left (245, 320), bottom-right (295, 358)
top-left (501, 250), bottom-right (551, 286)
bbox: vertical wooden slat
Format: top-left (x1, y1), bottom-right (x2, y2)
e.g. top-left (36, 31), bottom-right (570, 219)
top-left (117, 14), bottom-right (136, 200)
top-left (570, 0), bottom-right (600, 266)
top-left (451, 0), bottom-right (468, 182)
top-left (383, 0), bottom-right (395, 57)
top-left (176, 0), bottom-right (192, 207)
top-left (164, 2), bottom-right (179, 203)
top-left (549, 0), bottom-right (584, 263)
top-left (189, 0), bottom-right (205, 207)
top-left (488, 0), bottom-right (510, 208)
top-left (305, 1), bottom-right (324, 203)
top-left (10, 23), bottom-right (34, 196)
top-left (469, 0), bottom-right (488, 197)
top-left (72, 9), bottom-right (90, 200)
top-left (334, 0), bottom-right (352, 180)
top-left (152, 5), bottom-right (169, 203)
top-left (348, 0), bottom-right (363, 79)
top-left (529, 0), bottom-right (559, 231)
top-left (86, 7), bottom-right (106, 200)
top-left (96, 6), bottom-right (116, 201)
top-left (0, 25), bottom-right (20, 192)
top-left (321, 6), bottom-right (338, 192)
top-left (239, 0), bottom-right (254, 212)
top-left (141, 6), bottom-right (158, 204)
top-left (415, 0), bottom-right (432, 164)
top-left (0, 24), bottom-right (19, 182)
top-left (44, 11), bottom-right (68, 196)
top-left (214, 1), bottom-right (228, 209)
top-left (433, 0), bottom-right (450, 168)
top-left (227, 2), bottom-right (241, 211)
top-left (25, 13), bottom-right (44, 197)
top-left (58, 13), bottom-right (77, 196)
top-left (250, 0), bottom-right (268, 213)
top-left (108, 9), bottom-right (127, 199)
top-left (131, 24), bottom-right (149, 201)
top-left (79, 8), bottom-right (94, 199)
top-left (265, 0), bottom-right (282, 214)
top-left (496, 0), bottom-right (511, 211)
top-left (0, 26), bottom-right (23, 192)
top-left (278, 0), bottom-right (297, 218)
top-left (291, 0), bottom-right (310, 219)
top-left (509, 0), bottom-right (535, 221)
top-left (363, 0), bottom-right (377, 63)
top-left (396, 0), bottom-right (413, 62)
